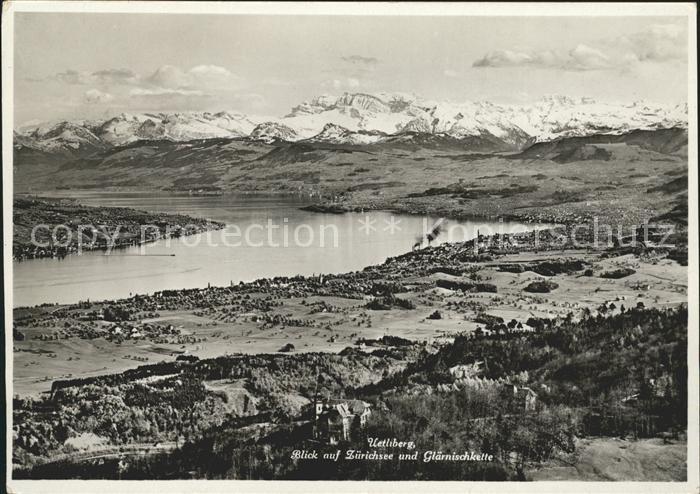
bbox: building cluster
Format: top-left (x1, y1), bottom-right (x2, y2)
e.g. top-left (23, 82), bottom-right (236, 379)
top-left (313, 398), bottom-right (372, 444)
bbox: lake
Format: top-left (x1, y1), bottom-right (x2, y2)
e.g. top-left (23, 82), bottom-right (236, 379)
top-left (13, 192), bottom-right (548, 307)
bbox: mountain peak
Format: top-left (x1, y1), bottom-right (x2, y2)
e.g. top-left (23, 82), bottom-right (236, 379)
top-left (307, 122), bottom-right (385, 145)
top-left (16, 93), bottom-right (688, 153)
top-left (335, 92), bottom-right (390, 113)
top-left (250, 121), bottom-right (298, 143)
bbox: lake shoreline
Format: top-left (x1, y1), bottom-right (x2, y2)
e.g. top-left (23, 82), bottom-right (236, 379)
top-left (22, 187), bottom-right (578, 226)
top-left (13, 226), bottom-right (688, 396)
top-left (13, 193), bottom-right (547, 307)
top-left (12, 197), bottom-right (226, 262)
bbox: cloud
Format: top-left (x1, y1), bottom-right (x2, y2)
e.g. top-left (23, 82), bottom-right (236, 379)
top-left (46, 64), bottom-right (240, 96)
top-left (613, 24), bottom-right (687, 63)
top-left (91, 68), bottom-right (139, 85)
top-left (84, 89), bottom-right (114, 104)
top-left (128, 64), bottom-right (243, 104)
top-left (472, 46), bottom-right (613, 70)
top-left (129, 87), bottom-right (206, 97)
top-left (189, 65), bottom-right (240, 89)
top-left (54, 70), bottom-right (94, 85)
top-left (145, 65), bottom-right (191, 89)
top-left (41, 64), bottom-right (244, 105)
top-left (51, 68), bottom-right (139, 85)
top-left (443, 69), bottom-right (459, 78)
top-left (25, 63), bottom-right (263, 115)
top-left (473, 50), bottom-right (536, 68)
top-left (341, 55), bottom-right (379, 65)
top-left (473, 23), bottom-right (687, 71)
top-left (568, 44), bottom-right (612, 70)
top-left (145, 64), bottom-right (239, 90)
top-left (189, 64), bottom-right (232, 77)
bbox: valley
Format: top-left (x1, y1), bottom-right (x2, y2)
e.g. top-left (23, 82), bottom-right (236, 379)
top-left (13, 243), bottom-right (687, 397)
top-left (15, 127), bottom-right (688, 229)
top-left (10, 91), bottom-right (690, 481)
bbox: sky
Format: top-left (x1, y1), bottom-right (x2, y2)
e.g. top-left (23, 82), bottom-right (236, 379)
top-left (13, 13), bottom-right (690, 125)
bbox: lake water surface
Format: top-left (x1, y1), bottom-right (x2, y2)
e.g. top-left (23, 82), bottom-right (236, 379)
top-left (13, 192), bottom-right (548, 307)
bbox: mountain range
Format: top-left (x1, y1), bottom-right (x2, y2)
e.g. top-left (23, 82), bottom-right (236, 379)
top-left (14, 93), bottom-right (688, 158)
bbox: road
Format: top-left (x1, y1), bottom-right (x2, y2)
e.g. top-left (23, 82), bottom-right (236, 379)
top-left (38, 441), bottom-right (178, 465)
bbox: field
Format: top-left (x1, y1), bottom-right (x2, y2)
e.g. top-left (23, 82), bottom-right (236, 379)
top-left (13, 247), bottom-right (687, 397)
top-left (15, 129), bottom-right (688, 228)
top-left (529, 436), bottom-right (687, 481)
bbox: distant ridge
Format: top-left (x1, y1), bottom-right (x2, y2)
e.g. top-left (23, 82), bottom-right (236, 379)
top-left (15, 93), bottom-right (688, 158)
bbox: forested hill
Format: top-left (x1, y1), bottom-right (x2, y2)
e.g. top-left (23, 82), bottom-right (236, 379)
top-left (15, 305), bottom-right (687, 480)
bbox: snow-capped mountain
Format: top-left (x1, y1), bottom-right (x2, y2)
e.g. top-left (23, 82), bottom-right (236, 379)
top-left (18, 121), bottom-right (107, 157)
top-left (283, 93), bottom-right (421, 138)
top-left (304, 123), bottom-right (386, 145)
top-left (283, 93), bottom-right (687, 144)
top-left (15, 93), bottom-right (688, 154)
top-left (249, 121), bottom-right (298, 143)
top-left (17, 111), bottom-right (263, 152)
top-left (94, 111), bottom-right (261, 146)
